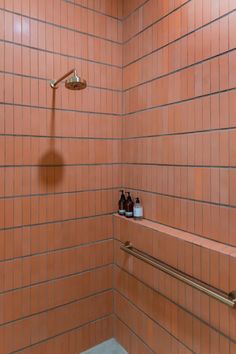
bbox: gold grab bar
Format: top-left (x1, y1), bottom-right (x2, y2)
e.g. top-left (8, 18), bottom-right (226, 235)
top-left (120, 241), bottom-right (236, 308)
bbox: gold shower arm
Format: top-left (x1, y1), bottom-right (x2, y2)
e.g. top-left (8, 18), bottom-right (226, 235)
top-left (50, 69), bottom-right (76, 89)
top-left (121, 241), bottom-right (236, 308)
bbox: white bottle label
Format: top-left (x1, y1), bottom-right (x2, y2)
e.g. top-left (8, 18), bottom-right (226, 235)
top-left (119, 209), bottom-right (125, 215)
top-left (134, 206), bottom-right (143, 217)
top-left (125, 211), bottom-right (133, 217)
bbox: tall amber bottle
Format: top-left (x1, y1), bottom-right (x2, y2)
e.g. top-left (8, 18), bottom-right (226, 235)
top-left (118, 190), bottom-right (126, 216)
top-left (125, 192), bottom-right (134, 218)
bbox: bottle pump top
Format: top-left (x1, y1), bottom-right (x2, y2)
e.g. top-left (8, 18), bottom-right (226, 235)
top-left (133, 196), bottom-right (143, 220)
top-left (120, 190), bottom-right (125, 198)
top-left (126, 192), bottom-right (131, 199)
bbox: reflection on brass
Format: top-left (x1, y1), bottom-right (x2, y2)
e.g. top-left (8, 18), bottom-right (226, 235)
top-left (50, 68), bottom-right (87, 90)
top-left (121, 241), bottom-right (236, 308)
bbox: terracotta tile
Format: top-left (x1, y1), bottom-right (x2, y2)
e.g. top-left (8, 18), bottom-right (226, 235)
top-left (220, 54), bottom-right (229, 90)
top-left (229, 11), bottom-right (236, 49)
top-left (1, 1), bottom-right (236, 352)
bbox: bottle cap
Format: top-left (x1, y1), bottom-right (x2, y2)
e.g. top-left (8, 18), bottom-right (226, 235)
top-left (136, 197), bottom-right (140, 203)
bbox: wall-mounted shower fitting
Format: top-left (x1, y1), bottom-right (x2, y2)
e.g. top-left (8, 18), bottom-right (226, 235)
top-left (50, 69), bottom-right (87, 90)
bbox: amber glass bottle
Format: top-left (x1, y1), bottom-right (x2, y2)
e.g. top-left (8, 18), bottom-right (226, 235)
top-left (125, 192), bottom-right (134, 218)
top-left (118, 190), bottom-right (126, 216)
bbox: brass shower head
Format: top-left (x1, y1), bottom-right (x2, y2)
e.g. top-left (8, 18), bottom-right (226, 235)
top-left (65, 73), bottom-right (87, 90)
top-left (50, 69), bottom-right (87, 90)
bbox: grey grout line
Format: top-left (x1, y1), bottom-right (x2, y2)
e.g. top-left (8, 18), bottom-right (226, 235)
top-left (0, 118), bottom-right (235, 141)
top-left (1, 4), bottom-right (234, 72)
top-left (0, 101), bottom-right (122, 116)
top-left (0, 132), bottom-right (123, 140)
top-left (1, 85), bottom-right (236, 118)
top-left (0, 288), bottom-right (113, 328)
top-left (114, 315), bottom-right (156, 354)
top-left (0, 211), bottom-right (114, 232)
top-left (0, 237), bottom-right (113, 264)
top-left (64, 0), bottom-right (151, 23)
top-left (0, 39), bottom-right (122, 69)
top-left (123, 186), bottom-right (236, 209)
top-left (1, 183), bottom-right (235, 210)
top-left (114, 288), bottom-right (196, 353)
top-left (0, 263), bottom-right (113, 296)
top-left (0, 7), bottom-right (122, 45)
top-left (123, 126), bottom-right (236, 140)
top-left (114, 263), bottom-right (236, 345)
top-left (0, 162), bottom-right (236, 169)
top-left (123, 0), bottom-right (191, 44)
top-left (63, 0), bottom-right (122, 21)
top-left (66, 0), bottom-right (159, 23)
top-left (11, 313), bottom-right (113, 353)
top-left (123, 47), bottom-right (236, 93)
top-left (0, 70), bottom-right (122, 93)
top-left (0, 186), bottom-right (121, 200)
top-left (122, 163), bottom-right (236, 169)
top-left (122, 0), bottom-right (150, 22)
top-left (1, 44), bottom-right (235, 96)
top-left (0, 163), bottom-right (122, 168)
top-left (3, 6), bottom-right (234, 72)
top-left (0, 162), bottom-right (235, 169)
top-left (0, 15), bottom-right (233, 102)
top-left (123, 7), bottom-right (236, 68)
top-left (124, 86), bottom-right (236, 116)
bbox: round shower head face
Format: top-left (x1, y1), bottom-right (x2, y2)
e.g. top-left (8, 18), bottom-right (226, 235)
top-left (65, 74), bottom-right (87, 90)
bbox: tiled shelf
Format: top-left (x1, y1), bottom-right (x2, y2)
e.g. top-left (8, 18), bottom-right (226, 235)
top-left (114, 213), bottom-right (236, 257)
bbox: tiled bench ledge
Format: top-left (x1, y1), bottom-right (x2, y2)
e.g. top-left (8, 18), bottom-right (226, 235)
top-left (113, 213), bottom-right (236, 297)
top-left (113, 213), bottom-right (236, 257)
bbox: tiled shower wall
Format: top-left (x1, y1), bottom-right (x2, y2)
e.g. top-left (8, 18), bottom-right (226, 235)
top-left (114, 0), bottom-right (236, 353)
top-left (1, 0), bottom-right (236, 353)
top-left (0, 0), bottom-right (122, 352)
top-left (122, 0), bottom-right (236, 244)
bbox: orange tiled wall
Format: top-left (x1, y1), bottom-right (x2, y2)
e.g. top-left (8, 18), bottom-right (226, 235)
top-left (114, 1), bottom-right (236, 353)
top-left (1, 0), bottom-right (236, 353)
top-left (0, 0), bottom-right (122, 352)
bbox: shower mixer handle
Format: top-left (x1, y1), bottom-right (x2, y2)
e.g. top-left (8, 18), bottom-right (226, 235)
top-left (50, 79), bottom-right (59, 89)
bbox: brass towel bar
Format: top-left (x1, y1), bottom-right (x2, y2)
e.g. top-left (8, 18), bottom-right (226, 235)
top-left (120, 241), bottom-right (236, 308)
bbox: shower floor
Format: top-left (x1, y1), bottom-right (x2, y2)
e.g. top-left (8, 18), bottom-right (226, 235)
top-left (81, 339), bottom-right (127, 354)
